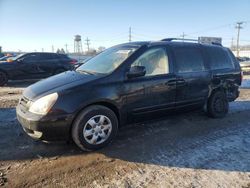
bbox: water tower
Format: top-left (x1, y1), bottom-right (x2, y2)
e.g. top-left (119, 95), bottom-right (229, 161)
top-left (74, 35), bottom-right (83, 54)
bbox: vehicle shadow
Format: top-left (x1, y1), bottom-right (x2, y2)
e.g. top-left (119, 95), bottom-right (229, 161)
top-left (0, 102), bottom-right (250, 172)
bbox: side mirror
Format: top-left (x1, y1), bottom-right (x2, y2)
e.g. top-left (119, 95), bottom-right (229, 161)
top-left (17, 58), bottom-right (23, 63)
top-left (127, 66), bottom-right (146, 79)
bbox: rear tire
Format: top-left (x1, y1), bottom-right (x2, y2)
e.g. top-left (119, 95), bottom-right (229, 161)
top-left (72, 105), bottom-right (118, 151)
top-left (0, 71), bottom-right (8, 86)
top-left (207, 91), bottom-right (228, 118)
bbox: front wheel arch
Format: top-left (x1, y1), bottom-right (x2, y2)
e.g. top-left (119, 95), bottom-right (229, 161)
top-left (70, 101), bottom-right (121, 131)
top-left (0, 70), bottom-right (8, 86)
top-left (71, 104), bottom-right (119, 151)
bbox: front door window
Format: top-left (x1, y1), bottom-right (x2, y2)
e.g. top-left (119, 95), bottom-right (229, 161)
top-left (131, 48), bottom-right (169, 76)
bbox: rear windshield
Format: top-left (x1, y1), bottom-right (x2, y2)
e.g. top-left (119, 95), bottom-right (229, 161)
top-left (206, 47), bottom-right (235, 70)
top-left (77, 45), bottom-right (139, 74)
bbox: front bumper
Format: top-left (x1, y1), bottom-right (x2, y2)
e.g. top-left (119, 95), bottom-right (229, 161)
top-left (16, 105), bottom-right (74, 141)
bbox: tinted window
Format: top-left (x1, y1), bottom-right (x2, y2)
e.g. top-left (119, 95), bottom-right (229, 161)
top-left (40, 53), bottom-right (58, 60)
top-left (131, 47), bottom-right (169, 76)
top-left (22, 54), bottom-right (39, 63)
top-left (206, 47), bottom-right (234, 70)
top-left (173, 47), bottom-right (205, 73)
top-left (58, 54), bottom-right (69, 59)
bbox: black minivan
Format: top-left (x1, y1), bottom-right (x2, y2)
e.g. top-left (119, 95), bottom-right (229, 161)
top-left (16, 39), bottom-right (242, 151)
top-left (0, 52), bottom-right (77, 86)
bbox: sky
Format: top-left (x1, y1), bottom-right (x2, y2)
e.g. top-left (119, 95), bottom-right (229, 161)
top-left (0, 0), bottom-right (249, 52)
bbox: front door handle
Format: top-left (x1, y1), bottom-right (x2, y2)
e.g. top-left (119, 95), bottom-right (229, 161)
top-left (166, 80), bottom-right (176, 86)
top-left (176, 79), bottom-right (186, 86)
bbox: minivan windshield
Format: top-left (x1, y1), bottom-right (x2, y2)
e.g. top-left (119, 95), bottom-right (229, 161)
top-left (11, 53), bottom-right (25, 61)
top-left (76, 46), bottom-right (139, 74)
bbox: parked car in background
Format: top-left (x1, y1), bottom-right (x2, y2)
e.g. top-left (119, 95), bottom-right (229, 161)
top-left (16, 39), bottom-right (241, 151)
top-left (238, 57), bottom-right (250, 73)
top-left (68, 55), bottom-right (93, 68)
top-left (0, 52), bottom-right (77, 86)
top-left (0, 55), bottom-right (14, 62)
top-left (74, 56), bottom-right (93, 68)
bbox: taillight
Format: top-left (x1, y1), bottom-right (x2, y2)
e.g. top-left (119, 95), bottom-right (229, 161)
top-left (69, 59), bottom-right (77, 64)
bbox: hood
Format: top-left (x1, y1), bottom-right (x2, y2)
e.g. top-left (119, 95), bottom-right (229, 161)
top-left (0, 61), bottom-right (11, 64)
top-left (23, 71), bottom-right (101, 100)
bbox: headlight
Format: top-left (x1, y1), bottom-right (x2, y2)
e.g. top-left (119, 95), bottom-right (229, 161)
top-left (29, 93), bottom-right (58, 115)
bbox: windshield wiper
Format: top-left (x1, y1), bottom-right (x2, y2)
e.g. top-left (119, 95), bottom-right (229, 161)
top-left (76, 69), bottom-right (95, 75)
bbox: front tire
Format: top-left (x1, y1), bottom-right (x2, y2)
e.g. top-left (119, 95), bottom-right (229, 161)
top-left (72, 105), bottom-right (118, 151)
top-left (207, 91), bottom-right (229, 118)
top-left (0, 71), bottom-right (8, 86)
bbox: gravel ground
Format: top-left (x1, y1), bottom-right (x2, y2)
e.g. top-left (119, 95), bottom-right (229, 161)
top-left (0, 78), bottom-right (250, 188)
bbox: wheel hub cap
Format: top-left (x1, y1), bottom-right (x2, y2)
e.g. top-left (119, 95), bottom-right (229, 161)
top-left (83, 115), bottom-right (112, 145)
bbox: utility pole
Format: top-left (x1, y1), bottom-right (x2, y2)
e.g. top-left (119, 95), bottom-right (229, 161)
top-left (180, 32), bottom-right (187, 41)
top-left (52, 45), bottom-right (54, 53)
top-left (41, 48), bottom-right (44, 52)
top-left (235, 22), bottom-right (244, 57)
top-left (231, 38), bottom-right (234, 49)
top-left (129, 27), bottom-right (132, 42)
top-left (65, 44), bottom-right (68, 53)
top-left (85, 37), bottom-right (90, 52)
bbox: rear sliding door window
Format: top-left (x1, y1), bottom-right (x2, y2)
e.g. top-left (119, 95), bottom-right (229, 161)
top-left (206, 47), bottom-right (234, 70)
top-left (173, 47), bottom-right (205, 73)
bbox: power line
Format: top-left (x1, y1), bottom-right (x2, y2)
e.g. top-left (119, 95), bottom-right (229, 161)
top-left (187, 23), bottom-right (233, 36)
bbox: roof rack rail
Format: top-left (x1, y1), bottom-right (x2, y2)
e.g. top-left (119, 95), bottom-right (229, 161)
top-left (211, 42), bottom-right (222, 46)
top-left (161, 38), bottom-right (198, 42)
top-left (161, 38), bottom-right (223, 46)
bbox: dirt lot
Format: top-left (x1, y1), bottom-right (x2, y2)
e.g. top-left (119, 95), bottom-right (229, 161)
top-left (0, 78), bottom-right (250, 188)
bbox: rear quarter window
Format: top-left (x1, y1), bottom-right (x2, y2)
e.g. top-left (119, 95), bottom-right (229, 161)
top-left (206, 47), bottom-right (235, 70)
top-left (38, 53), bottom-right (56, 60)
top-left (173, 47), bottom-right (205, 73)
top-left (58, 54), bottom-right (70, 60)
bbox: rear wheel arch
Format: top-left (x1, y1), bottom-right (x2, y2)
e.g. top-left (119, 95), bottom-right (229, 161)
top-left (211, 86), bottom-right (226, 95)
top-left (207, 88), bottom-right (228, 118)
top-left (208, 84), bottom-right (226, 99)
